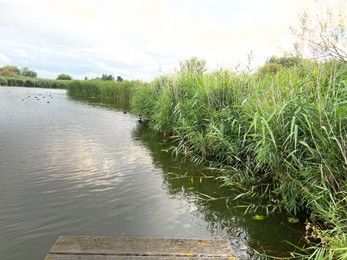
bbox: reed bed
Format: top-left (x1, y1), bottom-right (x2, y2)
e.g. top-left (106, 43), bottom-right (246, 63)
top-left (0, 76), bottom-right (69, 88)
top-left (64, 61), bottom-right (347, 258)
top-left (131, 61), bottom-right (347, 259)
top-left (67, 80), bottom-right (145, 108)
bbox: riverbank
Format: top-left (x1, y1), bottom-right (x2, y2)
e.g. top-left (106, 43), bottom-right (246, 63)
top-left (66, 60), bottom-right (347, 258)
top-left (6, 60), bottom-right (343, 257)
top-left (130, 60), bottom-right (347, 258)
top-left (67, 79), bottom-right (145, 110)
top-left (0, 76), bottom-right (70, 89)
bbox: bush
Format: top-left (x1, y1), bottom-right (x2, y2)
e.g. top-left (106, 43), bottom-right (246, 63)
top-left (21, 67), bottom-right (37, 78)
top-left (0, 65), bottom-right (21, 77)
top-left (0, 76), bottom-right (8, 85)
top-left (257, 63), bottom-right (283, 76)
top-left (57, 73), bottom-right (72, 80)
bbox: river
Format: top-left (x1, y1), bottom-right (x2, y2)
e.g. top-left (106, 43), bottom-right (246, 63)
top-left (0, 86), bottom-right (304, 259)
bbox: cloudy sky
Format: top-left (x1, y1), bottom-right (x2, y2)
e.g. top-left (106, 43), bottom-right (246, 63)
top-left (0, 0), bottom-right (316, 81)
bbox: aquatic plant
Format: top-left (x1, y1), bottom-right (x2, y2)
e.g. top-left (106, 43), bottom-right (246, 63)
top-left (66, 57), bottom-right (347, 259)
top-left (131, 59), bottom-right (347, 259)
top-left (67, 79), bottom-right (145, 108)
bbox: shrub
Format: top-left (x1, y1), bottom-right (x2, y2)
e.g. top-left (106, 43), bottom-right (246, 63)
top-left (57, 73), bottom-right (72, 80)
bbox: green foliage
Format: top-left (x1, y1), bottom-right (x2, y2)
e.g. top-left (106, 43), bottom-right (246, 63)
top-left (267, 55), bottom-right (302, 68)
top-left (131, 80), bottom-right (158, 119)
top-left (0, 65), bottom-right (21, 77)
top-left (258, 56), bottom-right (303, 76)
top-left (101, 74), bottom-right (114, 81)
top-left (21, 67), bottom-right (37, 78)
top-left (130, 58), bottom-right (347, 259)
top-left (67, 79), bottom-right (144, 110)
top-left (257, 63), bottom-right (283, 76)
top-left (116, 76), bottom-right (123, 82)
top-left (56, 73), bottom-right (72, 80)
top-left (0, 76), bottom-right (8, 85)
top-left (179, 56), bottom-right (207, 75)
top-left (65, 56), bottom-right (347, 259)
top-left (0, 76), bottom-right (69, 88)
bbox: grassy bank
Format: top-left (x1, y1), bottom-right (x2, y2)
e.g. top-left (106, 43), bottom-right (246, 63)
top-left (0, 76), bottom-right (69, 89)
top-left (131, 61), bottom-right (347, 259)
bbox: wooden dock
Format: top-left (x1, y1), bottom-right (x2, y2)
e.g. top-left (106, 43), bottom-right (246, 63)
top-left (45, 236), bottom-right (237, 259)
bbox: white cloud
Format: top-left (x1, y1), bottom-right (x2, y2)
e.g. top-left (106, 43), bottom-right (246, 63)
top-left (0, 53), bottom-right (11, 65)
top-left (35, 69), bottom-right (59, 80)
top-left (0, 0), bottom-right (322, 79)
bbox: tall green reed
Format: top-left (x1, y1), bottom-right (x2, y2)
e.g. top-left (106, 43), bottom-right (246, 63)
top-left (131, 60), bottom-right (347, 258)
top-left (0, 76), bottom-right (69, 88)
top-left (66, 59), bottom-right (347, 258)
top-left (67, 79), bottom-right (145, 109)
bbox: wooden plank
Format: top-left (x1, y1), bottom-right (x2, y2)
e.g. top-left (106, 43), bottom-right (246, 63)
top-left (45, 255), bottom-right (229, 260)
top-left (45, 236), bottom-right (237, 259)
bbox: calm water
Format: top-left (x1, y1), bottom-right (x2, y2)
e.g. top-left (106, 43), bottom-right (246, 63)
top-left (0, 87), bottom-right (304, 259)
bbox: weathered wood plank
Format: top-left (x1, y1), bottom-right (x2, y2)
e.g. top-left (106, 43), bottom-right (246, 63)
top-left (45, 255), bottom-right (230, 260)
top-left (45, 236), bottom-right (237, 259)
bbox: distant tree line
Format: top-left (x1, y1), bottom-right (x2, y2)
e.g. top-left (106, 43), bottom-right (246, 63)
top-left (0, 65), bottom-right (37, 78)
top-left (85, 74), bottom-right (123, 81)
top-left (257, 55), bottom-right (303, 76)
top-left (0, 65), bottom-right (124, 83)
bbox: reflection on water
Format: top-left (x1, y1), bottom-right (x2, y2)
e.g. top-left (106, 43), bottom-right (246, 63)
top-left (133, 124), bottom-right (306, 259)
top-left (0, 87), bottom-right (304, 260)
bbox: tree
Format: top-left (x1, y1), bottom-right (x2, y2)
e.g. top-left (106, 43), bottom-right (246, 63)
top-left (21, 67), bottom-right (37, 78)
top-left (116, 76), bottom-right (123, 82)
top-left (179, 56), bottom-right (207, 75)
top-left (257, 63), bottom-right (283, 76)
top-left (291, 0), bottom-right (347, 62)
top-left (0, 65), bottom-right (21, 77)
top-left (267, 56), bottom-right (302, 68)
top-left (57, 73), bottom-right (72, 80)
top-left (101, 74), bottom-right (114, 81)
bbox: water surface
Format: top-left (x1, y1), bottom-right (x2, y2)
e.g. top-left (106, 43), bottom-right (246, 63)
top-left (0, 87), bottom-right (304, 259)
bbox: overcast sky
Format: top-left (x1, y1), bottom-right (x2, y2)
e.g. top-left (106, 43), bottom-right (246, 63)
top-left (0, 0), bottom-right (316, 81)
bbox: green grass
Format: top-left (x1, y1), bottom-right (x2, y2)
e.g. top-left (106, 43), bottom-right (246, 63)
top-left (0, 76), bottom-right (69, 88)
